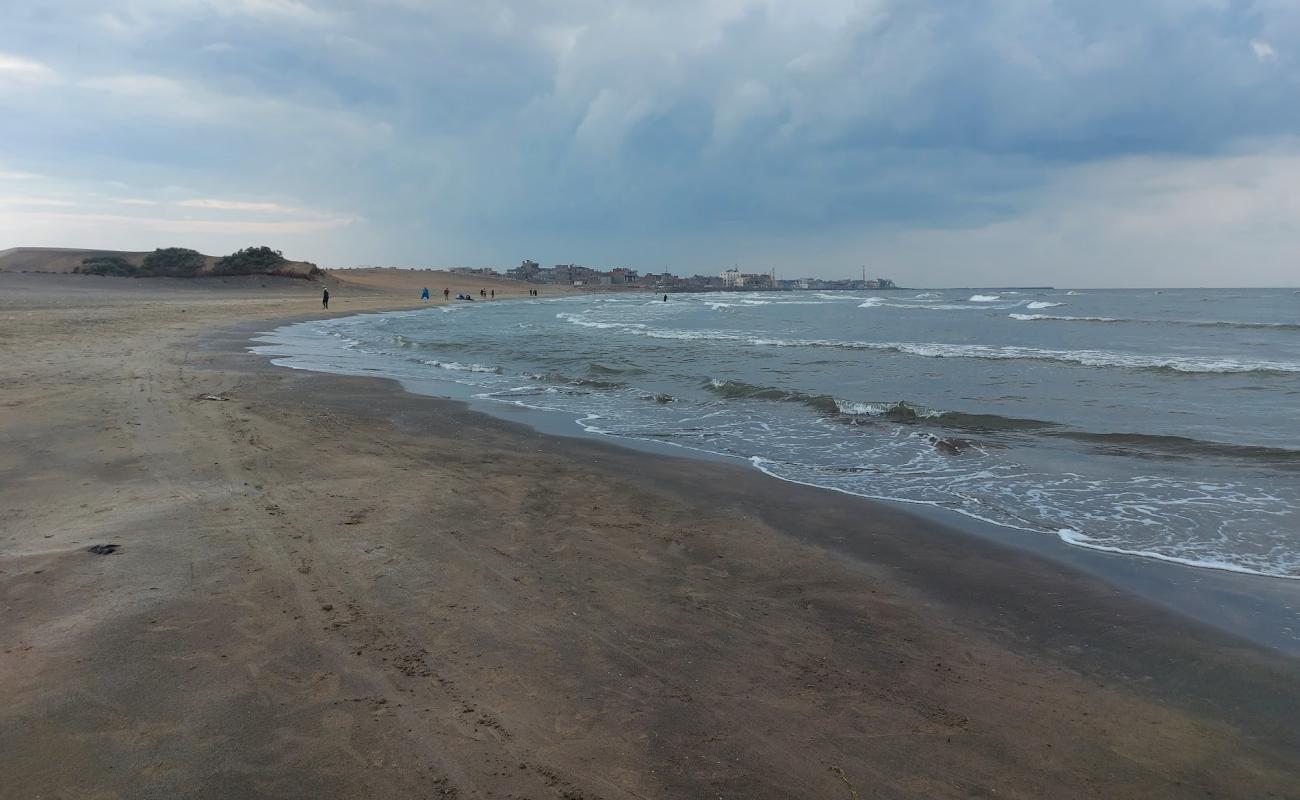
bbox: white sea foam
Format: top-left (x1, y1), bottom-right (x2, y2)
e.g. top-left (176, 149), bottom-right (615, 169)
top-left (1026, 301), bottom-right (1064, 309)
top-left (558, 313), bottom-right (1300, 374)
top-left (969, 294), bottom-right (1002, 302)
top-left (860, 298), bottom-right (1003, 311)
top-left (1011, 313), bottom-right (1118, 323)
top-left (833, 400), bottom-right (890, 416)
top-left (834, 399), bottom-right (942, 418)
top-left (1007, 312), bottom-right (1298, 331)
top-left (1055, 529), bottom-right (1287, 578)
top-left (423, 360), bottom-right (502, 373)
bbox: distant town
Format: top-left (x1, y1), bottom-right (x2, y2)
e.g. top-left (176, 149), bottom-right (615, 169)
top-left (438, 261), bottom-right (899, 291)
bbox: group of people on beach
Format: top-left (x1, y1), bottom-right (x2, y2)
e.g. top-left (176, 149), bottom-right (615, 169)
top-left (322, 284), bottom-right (530, 310)
top-left (414, 287), bottom-right (499, 302)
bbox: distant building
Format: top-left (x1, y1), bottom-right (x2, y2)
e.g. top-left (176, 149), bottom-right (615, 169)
top-left (720, 267), bottom-right (773, 289)
top-left (506, 259), bottom-right (541, 281)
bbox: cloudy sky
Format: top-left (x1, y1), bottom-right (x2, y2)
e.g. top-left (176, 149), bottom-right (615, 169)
top-left (1, 1), bottom-right (1297, 286)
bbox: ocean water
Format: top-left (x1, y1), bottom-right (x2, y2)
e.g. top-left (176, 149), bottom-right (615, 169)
top-left (253, 288), bottom-right (1300, 579)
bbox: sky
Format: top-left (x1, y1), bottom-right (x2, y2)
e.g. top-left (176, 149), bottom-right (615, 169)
top-left (1, 0), bottom-right (1298, 287)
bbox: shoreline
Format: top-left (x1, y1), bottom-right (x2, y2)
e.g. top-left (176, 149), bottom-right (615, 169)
top-left (3, 273), bottom-right (1298, 798)
top-left (253, 309), bottom-right (1300, 656)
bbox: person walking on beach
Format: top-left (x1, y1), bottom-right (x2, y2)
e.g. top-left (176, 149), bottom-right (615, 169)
top-left (490, 289), bottom-right (495, 299)
top-left (322, 288), bottom-right (330, 308)
top-left (421, 287), bottom-right (430, 302)
top-left (443, 288), bottom-right (449, 301)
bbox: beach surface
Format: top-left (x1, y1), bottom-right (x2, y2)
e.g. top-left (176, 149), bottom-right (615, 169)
top-left (1, 272), bottom-right (1297, 799)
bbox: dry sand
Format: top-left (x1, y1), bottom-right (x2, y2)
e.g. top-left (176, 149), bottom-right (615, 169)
top-left (1, 272), bottom-right (1297, 799)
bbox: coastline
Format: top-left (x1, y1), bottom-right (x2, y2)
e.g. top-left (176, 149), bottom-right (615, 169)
top-left (3, 273), bottom-right (1297, 798)
top-left (255, 308), bottom-right (1300, 656)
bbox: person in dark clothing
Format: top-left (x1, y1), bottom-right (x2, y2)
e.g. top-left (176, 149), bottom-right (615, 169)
top-left (663, 294), bottom-right (668, 302)
top-left (421, 287), bottom-right (430, 302)
top-left (322, 288), bottom-right (330, 309)
top-left (490, 289), bottom-right (495, 299)
top-left (443, 288), bottom-right (450, 300)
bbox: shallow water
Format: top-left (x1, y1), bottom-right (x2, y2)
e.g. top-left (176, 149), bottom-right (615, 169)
top-left (253, 287), bottom-right (1300, 578)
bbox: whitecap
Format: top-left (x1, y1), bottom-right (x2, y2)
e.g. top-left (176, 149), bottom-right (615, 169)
top-left (423, 360), bottom-right (502, 374)
top-left (969, 294), bottom-right (1002, 302)
top-left (1056, 529), bottom-right (1289, 579)
top-left (556, 313), bottom-right (1300, 373)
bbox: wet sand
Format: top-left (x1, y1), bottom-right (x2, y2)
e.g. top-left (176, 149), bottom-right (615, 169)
top-left (2, 272), bottom-right (1297, 799)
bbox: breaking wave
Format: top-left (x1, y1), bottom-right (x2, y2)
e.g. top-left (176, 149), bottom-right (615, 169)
top-left (558, 314), bottom-right (1300, 374)
top-left (530, 372), bottom-right (627, 389)
top-left (423, 360), bottom-right (502, 374)
top-left (702, 379), bottom-right (1300, 466)
top-left (1009, 313), bottom-right (1300, 331)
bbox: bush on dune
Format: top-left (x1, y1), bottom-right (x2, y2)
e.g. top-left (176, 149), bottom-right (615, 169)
top-left (72, 245), bottom-right (315, 279)
top-left (142, 247), bottom-right (205, 276)
top-left (76, 255), bottom-right (137, 276)
top-left (216, 246), bottom-right (287, 276)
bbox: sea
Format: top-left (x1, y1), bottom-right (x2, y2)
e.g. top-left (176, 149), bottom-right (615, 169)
top-left (253, 287), bottom-right (1300, 580)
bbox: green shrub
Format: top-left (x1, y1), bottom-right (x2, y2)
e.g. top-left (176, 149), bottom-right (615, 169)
top-left (216, 246), bottom-right (287, 276)
top-left (77, 255), bottom-right (137, 276)
top-left (142, 247), bottom-right (204, 276)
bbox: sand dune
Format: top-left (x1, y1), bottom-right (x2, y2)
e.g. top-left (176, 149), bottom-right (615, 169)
top-left (0, 246), bottom-right (318, 278)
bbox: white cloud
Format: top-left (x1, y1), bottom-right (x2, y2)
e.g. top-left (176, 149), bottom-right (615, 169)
top-left (0, 196), bottom-right (77, 208)
top-left (0, 52), bottom-right (58, 83)
top-left (2, 209), bottom-right (356, 235)
top-left (871, 142), bottom-right (1300, 287)
top-left (573, 89), bottom-right (657, 157)
top-left (80, 74), bottom-right (194, 103)
top-left (214, 0), bottom-right (331, 24)
top-left (94, 12), bottom-right (135, 35)
top-left (179, 198), bottom-right (299, 212)
top-left (0, 170), bottom-right (44, 180)
top-left (1251, 40), bottom-right (1277, 61)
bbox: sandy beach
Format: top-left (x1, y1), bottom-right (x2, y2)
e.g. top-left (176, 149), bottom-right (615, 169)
top-left (2, 272), bottom-right (1297, 799)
